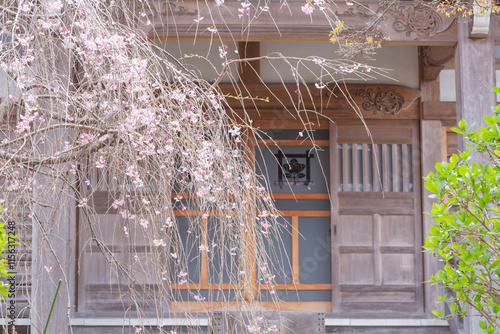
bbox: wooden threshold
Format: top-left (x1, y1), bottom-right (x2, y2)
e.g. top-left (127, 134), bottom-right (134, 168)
top-left (169, 301), bottom-right (332, 312)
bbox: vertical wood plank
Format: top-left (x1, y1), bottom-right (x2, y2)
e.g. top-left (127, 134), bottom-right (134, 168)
top-left (329, 122), bottom-right (340, 313)
top-left (292, 216), bottom-right (299, 284)
top-left (242, 128), bottom-right (257, 302)
top-left (456, 12), bottom-right (496, 330)
top-left (352, 144), bottom-right (359, 192)
top-left (31, 42), bottom-right (75, 333)
top-left (372, 144), bottom-right (380, 192)
top-left (421, 120), bottom-right (442, 316)
top-left (342, 143), bottom-right (349, 192)
top-left (373, 214), bottom-right (381, 286)
top-left (412, 121), bottom-right (424, 314)
top-left (382, 144), bottom-right (389, 192)
top-left (362, 144), bottom-right (369, 192)
top-left (402, 144), bottom-right (410, 193)
top-left (441, 126), bottom-right (448, 162)
top-left (455, 15), bottom-right (496, 156)
top-left (201, 218), bottom-right (208, 288)
top-left (392, 144), bottom-right (399, 192)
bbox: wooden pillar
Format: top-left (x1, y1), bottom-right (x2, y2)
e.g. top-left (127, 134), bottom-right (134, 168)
top-left (420, 48), bottom-right (445, 318)
top-left (242, 128), bottom-right (257, 304)
top-left (420, 120), bottom-right (443, 316)
top-left (455, 14), bottom-right (496, 154)
top-left (238, 42), bottom-right (260, 84)
top-left (30, 42), bottom-right (76, 334)
top-left (455, 11), bottom-right (496, 334)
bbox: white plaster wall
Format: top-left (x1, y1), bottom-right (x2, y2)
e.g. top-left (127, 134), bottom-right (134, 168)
top-left (439, 69), bottom-right (456, 102)
top-left (439, 69), bottom-right (500, 101)
top-left (154, 40), bottom-right (419, 88)
top-left (259, 42), bottom-right (419, 89)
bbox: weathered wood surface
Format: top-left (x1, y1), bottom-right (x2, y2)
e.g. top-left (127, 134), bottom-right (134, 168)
top-left (238, 42), bottom-right (260, 83)
top-left (30, 42), bottom-right (76, 333)
top-left (140, 1), bottom-right (457, 44)
top-left (421, 102), bottom-right (456, 122)
top-left (331, 120), bottom-right (423, 316)
top-left (220, 83), bottom-right (421, 121)
top-left (211, 311), bottom-right (325, 334)
top-left (456, 12), bottom-right (496, 334)
top-left (421, 120), bottom-right (443, 317)
top-left (455, 15), bottom-right (496, 154)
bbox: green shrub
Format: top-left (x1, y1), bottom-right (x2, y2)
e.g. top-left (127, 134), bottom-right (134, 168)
top-left (424, 89), bottom-right (500, 333)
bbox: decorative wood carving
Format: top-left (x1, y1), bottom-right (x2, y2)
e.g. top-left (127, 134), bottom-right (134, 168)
top-left (163, 2), bottom-right (198, 16)
top-left (391, 5), bottom-right (442, 37)
top-left (420, 46), bottom-right (455, 81)
top-left (139, 1), bottom-right (198, 18)
top-left (219, 83), bottom-right (420, 121)
top-left (351, 86), bottom-right (405, 115)
top-left (336, 5), bottom-right (375, 18)
top-left (141, 0), bottom-right (457, 43)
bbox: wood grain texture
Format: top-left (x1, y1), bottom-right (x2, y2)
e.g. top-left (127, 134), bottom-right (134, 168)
top-left (329, 122), bottom-right (341, 313)
top-left (212, 311), bottom-right (326, 333)
top-left (333, 120), bottom-right (424, 316)
top-left (238, 42), bottom-right (260, 83)
top-left (257, 139), bottom-right (329, 147)
top-left (421, 120), bottom-right (443, 317)
top-left (455, 15), bottom-right (496, 155)
top-left (222, 84), bottom-right (421, 121)
top-left (422, 102), bottom-right (457, 121)
top-left (142, 0), bottom-right (456, 44)
top-left (170, 301), bottom-right (331, 312)
top-left (292, 216), bottom-right (300, 284)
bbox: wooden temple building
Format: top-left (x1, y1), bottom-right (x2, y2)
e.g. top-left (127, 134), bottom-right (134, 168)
top-left (2, 0), bottom-right (499, 333)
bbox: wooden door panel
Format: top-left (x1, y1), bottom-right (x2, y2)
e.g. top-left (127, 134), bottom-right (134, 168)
top-left (339, 254), bottom-right (375, 285)
top-left (381, 253), bottom-right (416, 285)
top-left (379, 215), bottom-right (415, 247)
top-left (331, 120), bottom-right (423, 316)
top-left (338, 215), bottom-right (373, 246)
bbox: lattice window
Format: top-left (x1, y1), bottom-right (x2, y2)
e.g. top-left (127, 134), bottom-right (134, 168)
top-left (338, 143), bottom-right (413, 192)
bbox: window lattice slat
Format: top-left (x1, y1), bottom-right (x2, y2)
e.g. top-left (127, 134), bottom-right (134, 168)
top-left (338, 144), bottom-right (413, 193)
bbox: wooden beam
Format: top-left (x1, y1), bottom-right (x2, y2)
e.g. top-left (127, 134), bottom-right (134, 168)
top-left (169, 301), bottom-right (331, 312)
top-left (421, 101), bottom-right (456, 121)
top-left (257, 140), bottom-right (329, 147)
top-left (142, 1), bottom-right (456, 44)
top-left (420, 46), bottom-right (455, 81)
top-left (268, 193), bottom-right (329, 200)
top-left (222, 83), bottom-right (421, 121)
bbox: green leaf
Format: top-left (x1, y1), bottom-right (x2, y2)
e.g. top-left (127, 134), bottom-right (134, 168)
top-left (492, 87), bottom-right (500, 94)
top-left (429, 226), bottom-right (441, 236)
top-left (459, 119), bottom-right (467, 131)
top-left (425, 182), bottom-right (438, 195)
top-left (479, 320), bottom-right (487, 330)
